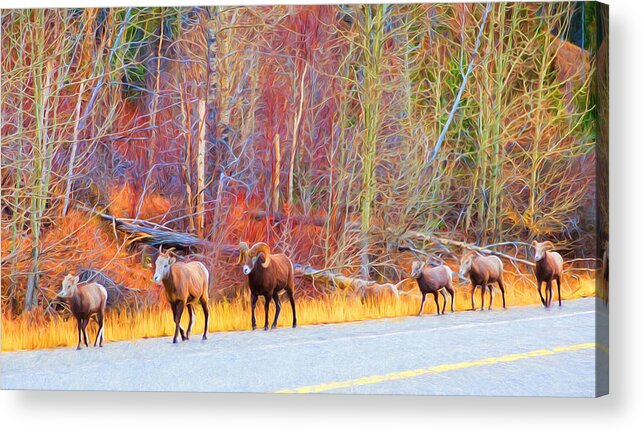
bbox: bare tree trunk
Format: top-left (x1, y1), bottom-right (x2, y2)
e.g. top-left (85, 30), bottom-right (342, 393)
top-left (26, 48), bottom-right (54, 311)
top-left (179, 85), bottom-right (195, 233)
top-left (8, 12), bottom-right (27, 313)
top-left (136, 11), bottom-right (165, 219)
top-left (359, 4), bottom-right (387, 280)
top-left (272, 134), bottom-right (281, 214)
top-left (62, 81), bottom-right (86, 216)
top-left (287, 62), bottom-right (308, 209)
top-left (196, 99), bottom-right (207, 237)
top-left (205, 7), bottom-right (220, 147)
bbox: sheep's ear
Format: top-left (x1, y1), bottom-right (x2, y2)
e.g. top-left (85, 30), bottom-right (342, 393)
top-left (531, 240), bottom-right (538, 247)
top-left (169, 257), bottom-right (176, 265)
top-left (73, 275), bottom-right (80, 284)
top-left (544, 241), bottom-right (555, 250)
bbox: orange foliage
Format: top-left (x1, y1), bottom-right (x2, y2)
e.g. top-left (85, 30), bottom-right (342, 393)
top-left (108, 183), bottom-right (172, 220)
top-left (1, 208), bottom-right (161, 311)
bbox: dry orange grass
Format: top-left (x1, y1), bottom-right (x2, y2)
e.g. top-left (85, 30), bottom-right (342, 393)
top-left (1, 272), bottom-right (597, 352)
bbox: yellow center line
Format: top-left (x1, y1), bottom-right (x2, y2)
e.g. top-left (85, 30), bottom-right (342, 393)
top-left (274, 342), bottom-right (608, 394)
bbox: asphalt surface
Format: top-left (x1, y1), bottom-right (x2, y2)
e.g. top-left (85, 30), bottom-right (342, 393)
top-left (0, 298), bottom-right (608, 396)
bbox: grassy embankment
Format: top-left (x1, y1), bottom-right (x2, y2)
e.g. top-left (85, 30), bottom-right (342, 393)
top-left (1, 273), bottom-right (598, 351)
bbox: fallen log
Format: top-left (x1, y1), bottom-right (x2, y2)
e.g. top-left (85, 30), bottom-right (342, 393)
top-left (79, 205), bottom-right (207, 250)
top-left (78, 205), bottom-right (245, 263)
top-left (293, 264), bottom-right (368, 291)
top-left (293, 264), bottom-right (416, 298)
top-left (399, 230), bottom-right (536, 267)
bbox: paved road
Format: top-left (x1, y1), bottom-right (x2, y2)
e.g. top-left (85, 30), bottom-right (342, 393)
top-left (1, 298), bottom-right (608, 396)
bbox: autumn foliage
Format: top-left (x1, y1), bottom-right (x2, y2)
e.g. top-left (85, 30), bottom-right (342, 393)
top-left (1, 4), bottom-right (606, 349)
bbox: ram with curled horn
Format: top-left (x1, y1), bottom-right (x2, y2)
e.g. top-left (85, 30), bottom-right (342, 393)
top-left (237, 241), bottom-right (297, 331)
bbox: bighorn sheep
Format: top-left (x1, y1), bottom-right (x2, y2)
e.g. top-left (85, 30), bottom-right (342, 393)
top-left (410, 261), bottom-right (455, 316)
top-left (152, 246), bottom-right (210, 343)
top-left (531, 240), bottom-right (564, 307)
top-left (237, 242), bottom-right (297, 330)
top-left (356, 279), bottom-right (408, 301)
top-left (56, 274), bottom-right (108, 350)
top-left (460, 252), bottom-right (506, 310)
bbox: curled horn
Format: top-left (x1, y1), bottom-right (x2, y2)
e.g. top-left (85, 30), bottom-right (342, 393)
top-left (249, 242), bottom-right (271, 268)
top-left (237, 242), bottom-right (250, 265)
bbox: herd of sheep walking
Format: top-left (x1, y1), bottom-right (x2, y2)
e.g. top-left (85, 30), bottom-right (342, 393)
top-left (56, 240), bottom-right (567, 350)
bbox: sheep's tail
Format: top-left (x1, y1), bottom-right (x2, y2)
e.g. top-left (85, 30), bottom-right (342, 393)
top-left (195, 261), bottom-right (212, 297)
top-left (443, 265), bottom-right (454, 279)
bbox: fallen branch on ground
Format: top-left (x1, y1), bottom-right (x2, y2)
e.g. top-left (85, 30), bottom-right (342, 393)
top-left (78, 205), bottom-right (207, 250)
top-left (293, 264), bottom-right (416, 298)
top-left (399, 230), bottom-right (536, 267)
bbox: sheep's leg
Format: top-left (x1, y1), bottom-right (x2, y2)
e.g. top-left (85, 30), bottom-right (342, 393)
top-left (94, 310), bottom-right (104, 347)
top-left (556, 276), bottom-right (562, 307)
top-left (497, 278), bottom-right (507, 309)
top-left (200, 297), bottom-right (209, 340)
top-left (76, 319), bottom-right (83, 350)
top-left (439, 289), bottom-right (447, 314)
top-left (99, 308), bottom-right (106, 346)
top-left (179, 302), bottom-right (188, 341)
top-left (545, 281), bottom-right (552, 307)
top-left (488, 285), bottom-right (495, 310)
top-left (537, 279), bottom-right (546, 307)
top-left (480, 285), bottom-right (486, 310)
top-left (446, 284), bottom-right (455, 313)
top-left (170, 302), bottom-right (177, 341)
top-left (81, 318), bottom-right (90, 347)
top-left (185, 303), bottom-right (195, 340)
top-left (172, 301), bottom-right (185, 343)
top-left (417, 292), bottom-right (426, 316)
top-left (288, 288), bottom-right (297, 328)
top-left (433, 291), bottom-right (441, 315)
top-left (250, 293), bottom-right (258, 330)
top-left (271, 291), bottom-right (281, 329)
top-left (549, 280), bottom-right (554, 307)
top-left (470, 284), bottom-right (477, 310)
top-left (263, 295), bottom-right (271, 331)
top-left (170, 302), bottom-right (187, 341)
top-left (546, 278), bottom-right (553, 307)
